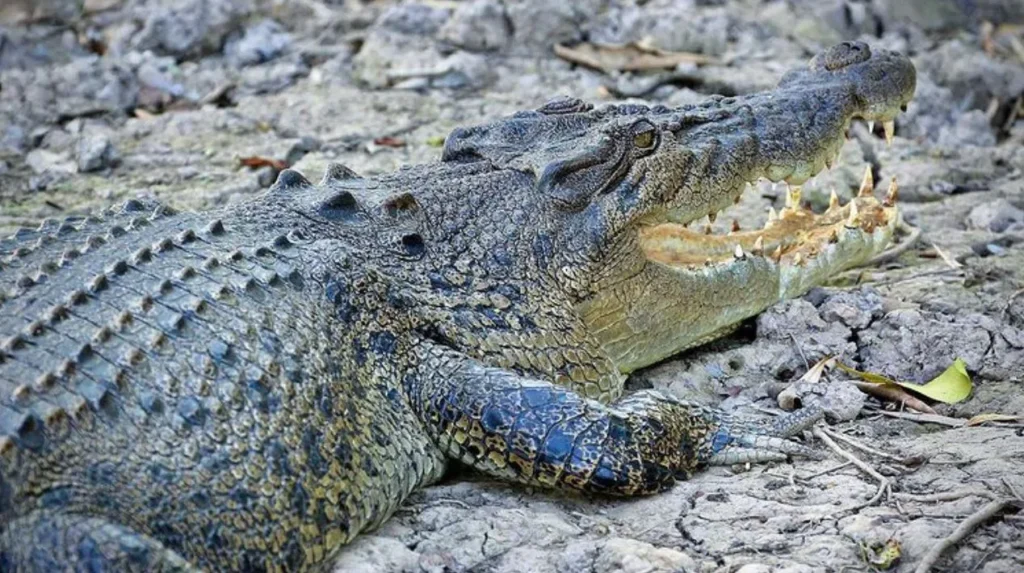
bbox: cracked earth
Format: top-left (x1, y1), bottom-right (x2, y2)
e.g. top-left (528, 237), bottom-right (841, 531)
top-left (2, 0), bottom-right (1023, 571)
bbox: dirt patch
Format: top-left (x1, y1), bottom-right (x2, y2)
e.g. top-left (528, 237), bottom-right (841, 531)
top-left (2, 0), bottom-right (1022, 571)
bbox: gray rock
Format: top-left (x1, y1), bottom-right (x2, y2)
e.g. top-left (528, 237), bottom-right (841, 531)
top-left (130, 0), bottom-right (254, 60)
top-left (506, 1), bottom-right (584, 54)
top-left (0, 57), bottom-right (139, 130)
top-left (0, 0), bottom-right (80, 25)
top-left (587, 4), bottom-right (731, 55)
top-left (918, 40), bottom-right (1024, 112)
top-left (225, 19), bottom-right (292, 67)
top-left (898, 74), bottom-right (997, 148)
top-left (778, 379), bottom-right (865, 422)
top-left (1, 125), bottom-right (27, 155)
top-left (815, 287), bottom-right (886, 330)
top-left (77, 133), bottom-right (119, 173)
top-left (239, 57), bottom-right (309, 95)
top-left (438, 0), bottom-right (511, 53)
top-left (26, 149), bottom-right (76, 175)
top-left (874, 0), bottom-right (1024, 31)
top-left (858, 309), bottom-right (993, 383)
top-left (432, 51), bottom-right (497, 90)
top-left (965, 198), bottom-right (1024, 233)
top-left (377, 3), bottom-right (451, 36)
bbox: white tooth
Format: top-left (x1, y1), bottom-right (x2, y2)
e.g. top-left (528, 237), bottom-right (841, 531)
top-left (734, 244), bottom-right (745, 259)
top-left (703, 223), bottom-right (713, 235)
top-left (828, 189), bottom-right (840, 212)
top-left (752, 235), bottom-right (765, 255)
top-left (767, 207), bottom-right (779, 224)
top-left (883, 120), bottom-right (895, 145)
top-left (867, 120), bottom-right (875, 134)
top-left (884, 177), bottom-right (899, 207)
top-left (786, 184), bottom-right (802, 209)
top-left (793, 252), bottom-right (804, 265)
top-left (858, 165), bottom-right (874, 197)
top-left (847, 200), bottom-right (861, 226)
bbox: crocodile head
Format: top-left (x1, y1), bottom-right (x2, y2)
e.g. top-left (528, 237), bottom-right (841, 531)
top-left (442, 41), bottom-right (915, 372)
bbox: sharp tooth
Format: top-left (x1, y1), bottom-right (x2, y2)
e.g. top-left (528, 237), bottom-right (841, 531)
top-left (883, 120), bottom-right (895, 145)
top-left (786, 185), bottom-right (802, 210)
top-left (731, 219), bottom-right (741, 233)
top-left (793, 252), bottom-right (804, 265)
top-left (708, 212), bottom-right (717, 224)
top-left (752, 235), bottom-right (765, 255)
top-left (771, 245), bottom-right (783, 262)
top-left (884, 177), bottom-right (899, 207)
top-left (703, 223), bottom-right (713, 235)
top-left (734, 244), bottom-right (745, 259)
top-left (846, 200), bottom-right (861, 227)
top-left (867, 120), bottom-right (875, 134)
top-left (829, 229), bottom-right (839, 243)
top-left (828, 189), bottom-right (840, 212)
top-left (767, 207), bottom-right (778, 223)
top-left (858, 165), bottom-right (874, 197)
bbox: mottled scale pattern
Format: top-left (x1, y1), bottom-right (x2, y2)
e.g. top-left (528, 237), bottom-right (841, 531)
top-left (0, 40), bottom-right (915, 571)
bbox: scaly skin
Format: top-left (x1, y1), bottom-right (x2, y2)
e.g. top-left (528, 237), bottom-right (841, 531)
top-left (0, 42), bottom-right (914, 571)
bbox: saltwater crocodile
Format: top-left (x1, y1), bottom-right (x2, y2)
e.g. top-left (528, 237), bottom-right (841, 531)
top-left (0, 41), bottom-right (914, 571)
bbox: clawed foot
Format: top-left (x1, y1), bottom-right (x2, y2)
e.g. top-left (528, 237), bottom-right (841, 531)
top-left (705, 405), bottom-right (826, 466)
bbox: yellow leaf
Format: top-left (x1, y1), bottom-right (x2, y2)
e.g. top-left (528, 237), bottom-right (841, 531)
top-left (908, 358), bottom-right (973, 403)
top-left (426, 135), bottom-right (447, 147)
top-left (966, 413), bottom-right (1023, 426)
top-left (835, 358), bottom-right (973, 404)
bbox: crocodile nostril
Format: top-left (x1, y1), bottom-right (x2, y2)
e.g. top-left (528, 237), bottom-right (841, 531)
top-left (817, 41), bottom-right (872, 71)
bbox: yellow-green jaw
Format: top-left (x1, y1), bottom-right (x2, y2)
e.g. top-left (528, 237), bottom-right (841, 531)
top-left (578, 169), bottom-right (900, 373)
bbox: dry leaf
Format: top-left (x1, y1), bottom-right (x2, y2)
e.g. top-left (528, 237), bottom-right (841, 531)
top-left (797, 355), bottom-right (836, 384)
top-left (835, 358), bottom-right (973, 405)
top-left (554, 42), bottom-right (717, 73)
top-left (238, 156), bottom-right (288, 170)
top-left (373, 136), bottom-right (406, 148)
top-left (966, 413), bottom-right (1023, 426)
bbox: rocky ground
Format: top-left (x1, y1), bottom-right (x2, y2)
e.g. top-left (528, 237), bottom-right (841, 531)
top-left (2, 0), bottom-right (1024, 571)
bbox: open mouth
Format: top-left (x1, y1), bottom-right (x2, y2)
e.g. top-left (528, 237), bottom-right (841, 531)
top-left (640, 122), bottom-right (901, 277)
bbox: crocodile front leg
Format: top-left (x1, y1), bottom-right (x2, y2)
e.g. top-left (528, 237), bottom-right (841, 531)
top-left (403, 339), bottom-right (820, 495)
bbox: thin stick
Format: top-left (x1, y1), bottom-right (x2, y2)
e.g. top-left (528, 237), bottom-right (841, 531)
top-left (818, 426), bottom-right (909, 463)
top-left (866, 221), bottom-right (922, 266)
top-left (813, 427), bottom-right (890, 511)
top-left (913, 500), bottom-right (1017, 573)
top-left (1002, 477), bottom-right (1023, 501)
top-left (894, 489), bottom-right (998, 503)
top-left (801, 460), bottom-right (853, 481)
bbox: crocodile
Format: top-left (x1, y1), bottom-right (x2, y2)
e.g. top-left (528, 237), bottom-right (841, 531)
top-left (0, 41), bottom-right (914, 571)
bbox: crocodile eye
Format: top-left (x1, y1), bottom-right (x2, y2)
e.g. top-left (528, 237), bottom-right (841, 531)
top-left (631, 121), bottom-right (658, 151)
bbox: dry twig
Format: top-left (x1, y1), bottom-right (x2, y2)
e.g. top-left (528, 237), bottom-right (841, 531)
top-left (813, 427), bottom-right (890, 511)
top-left (894, 489), bottom-right (998, 503)
top-left (913, 500), bottom-right (1020, 573)
top-left (817, 426), bottom-right (910, 464)
top-left (866, 221), bottom-right (922, 266)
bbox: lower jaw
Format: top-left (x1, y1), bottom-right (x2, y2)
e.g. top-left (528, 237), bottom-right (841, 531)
top-left (578, 170), bottom-right (900, 374)
top-left (640, 168), bottom-right (900, 297)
